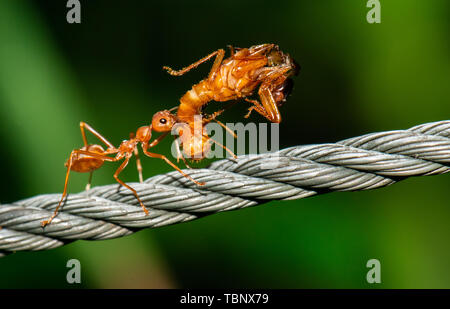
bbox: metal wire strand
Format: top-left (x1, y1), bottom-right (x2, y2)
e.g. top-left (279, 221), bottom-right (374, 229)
top-left (0, 120), bottom-right (449, 257)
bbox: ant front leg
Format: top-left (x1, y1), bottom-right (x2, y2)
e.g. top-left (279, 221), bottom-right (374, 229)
top-left (163, 49), bottom-right (225, 81)
top-left (142, 143), bottom-right (204, 186)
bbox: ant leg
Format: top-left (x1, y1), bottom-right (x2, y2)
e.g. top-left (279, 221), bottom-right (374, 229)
top-left (207, 49), bottom-right (225, 80)
top-left (247, 44), bottom-right (275, 58)
top-left (41, 150), bottom-right (117, 227)
top-left (80, 122), bottom-right (115, 149)
top-left (205, 135), bottom-right (237, 159)
top-left (245, 65), bottom-right (291, 121)
top-left (227, 45), bottom-right (235, 56)
top-left (41, 151), bottom-right (76, 227)
top-left (244, 98), bottom-right (269, 120)
top-left (215, 120), bottom-right (237, 139)
top-left (203, 108), bottom-right (226, 123)
top-left (79, 123), bottom-right (117, 190)
top-left (257, 85), bottom-right (282, 123)
top-left (148, 131), bottom-right (169, 148)
top-left (168, 105), bottom-right (179, 112)
top-left (203, 100), bottom-right (239, 124)
top-left (203, 103), bottom-right (239, 139)
top-left (113, 156), bottom-right (149, 215)
top-left (244, 106), bottom-right (255, 119)
top-left (174, 138), bottom-right (191, 168)
top-left (130, 133), bottom-right (144, 183)
top-left (85, 171), bottom-right (93, 191)
top-left (134, 146), bottom-right (144, 183)
top-left (174, 139), bottom-right (182, 163)
top-left (142, 148), bottom-right (204, 186)
top-left (163, 49), bottom-right (225, 79)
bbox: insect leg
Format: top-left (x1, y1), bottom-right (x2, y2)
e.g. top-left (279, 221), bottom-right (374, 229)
top-left (80, 122), bottom-right (116, 149)
top-left (148, 131), bottom-right (169, 148)
top-left (41, 150), bottom-right (117, 227)
top-left (205, 135), bottom-right (237, 159)
top-left (129, 132), bottom-right (144, 183)
top-left (142, 146), bottom-right (204, 186)
top-left (85, 171), bottom-right (93, 191)
top-left (203, 100), bottom-right (239, 125)
top-left (215, 120), bottom-right (237, 139)
top-left (174, 138), bottom-right (191, 168)
top-left (134, 146), bottom-right (144, 183)
top-left (257, 85), bottom-right (282, 123)
top-left (163, 49), bottom-right (225, 78)
top-left (227, 45), bottom-right (235, 56)
top-left (113, 155), bottom-right (149, 215)
top-left (207, 49), bottom-right (225, 80)
top-left (79, 123), bottom-right (117, 191)
top-left (244, 98), bottom-right (269, 120)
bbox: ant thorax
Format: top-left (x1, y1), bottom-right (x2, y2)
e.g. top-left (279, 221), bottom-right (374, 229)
top-left (136, 125), bottom-right (152, 143)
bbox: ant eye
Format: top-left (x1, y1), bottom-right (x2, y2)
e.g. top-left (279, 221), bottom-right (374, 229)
top-left (160, 118), bottom-right (167, 124)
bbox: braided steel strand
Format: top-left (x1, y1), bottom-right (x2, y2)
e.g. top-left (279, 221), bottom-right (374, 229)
top-left (0, 120), bottom-right (449, 256)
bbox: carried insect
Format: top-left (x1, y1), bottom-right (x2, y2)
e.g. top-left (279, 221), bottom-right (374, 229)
top-left (163, 43), bottom-right (300, 124)
top-left (152, 44), bottom-right (299, 162)
top-left (41, 121), bottom-right (205, 227)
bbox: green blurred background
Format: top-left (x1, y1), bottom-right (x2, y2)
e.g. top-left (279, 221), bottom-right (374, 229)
top-left (0, 0), bottom-right (449, 288)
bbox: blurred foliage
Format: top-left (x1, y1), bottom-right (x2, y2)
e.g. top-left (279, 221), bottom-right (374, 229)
top-left (0, 0), bottom-right (449, 288)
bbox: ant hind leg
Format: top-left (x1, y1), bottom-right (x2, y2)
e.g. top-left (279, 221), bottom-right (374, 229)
top-left (41, 152), bottom-right (76, 227)
top-left (41, 149), bottom-right (118, 227)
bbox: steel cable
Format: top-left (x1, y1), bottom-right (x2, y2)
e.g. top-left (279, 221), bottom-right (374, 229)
top-left (0, 120), bottom-right (449, 257)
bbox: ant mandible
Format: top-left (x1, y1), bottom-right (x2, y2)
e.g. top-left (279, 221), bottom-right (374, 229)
top-left (41, 120), bottom-right (204, 227)
top-left (163, 43), bottom-right (300, 124)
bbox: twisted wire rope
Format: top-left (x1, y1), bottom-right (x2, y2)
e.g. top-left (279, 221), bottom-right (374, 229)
top-left (0, 120), bottom-right (449, 257)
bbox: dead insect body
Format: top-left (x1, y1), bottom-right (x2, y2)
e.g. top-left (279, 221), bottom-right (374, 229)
top-left (41, 121), bottom-right (204, 227)
top-left (163, 43), bottom-right (300, 124)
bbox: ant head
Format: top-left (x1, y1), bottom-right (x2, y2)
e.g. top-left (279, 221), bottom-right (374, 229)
top-left (152, 110), bottom-right (177, 132)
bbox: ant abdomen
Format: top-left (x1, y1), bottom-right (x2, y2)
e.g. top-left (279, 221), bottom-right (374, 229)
top-left (66, 144), bottom-right (105, 173)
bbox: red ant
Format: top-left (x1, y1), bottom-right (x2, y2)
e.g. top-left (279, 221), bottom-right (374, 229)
top-left (163, 43), bottom-right (299, 124)
top-left (41, 120), bottom-right (205, 227)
